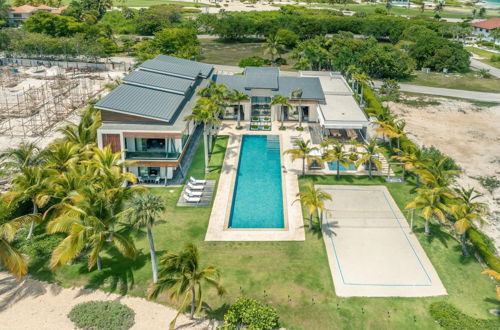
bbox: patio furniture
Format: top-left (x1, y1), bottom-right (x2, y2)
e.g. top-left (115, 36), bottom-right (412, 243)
top-left (183, 193), bottom-right (201, 203)
top-left (187, 182), bottom-right (204, 190)
top-left (330, 129), bottom-right (341, 137)
top-left (346, 129), bottom-right (358, 139)
top-left (186, 188), bottom-right (203, 197)
top-left (138, 176), bottom-right (144, 184)
top-left (155, 176), bottom-right (161, 184)
top-left (189, 176), bottom-right (207, 185)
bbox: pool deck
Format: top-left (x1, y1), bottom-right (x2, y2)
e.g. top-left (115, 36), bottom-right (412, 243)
top-left (205, 122), bottom-right (306, 241)
top-left (318, 185), bottom-right (447, 297)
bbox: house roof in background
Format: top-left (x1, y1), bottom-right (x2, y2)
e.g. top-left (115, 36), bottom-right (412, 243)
top-left (472, 18), bottom-right (500, 30)
top-left (10, 5), bottom-right (37, 13)
top-left (123, 71), bottom-right (193, 95)
top-left (95, 85), bottom-right (185, 123)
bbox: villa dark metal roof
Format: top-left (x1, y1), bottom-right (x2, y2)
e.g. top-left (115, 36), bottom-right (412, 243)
top-left (123, 71), bottom-right (193, 94)
top-left (155, 54), bottom-right (214, 78)
top-left (139, 59), bottom-right (202, 79)
top-left (95, 84), bottom-right (185, 122)
top-left (214, 73), bottom-right (325, 101)
top-left (244, 67), bottom-right (279, 89)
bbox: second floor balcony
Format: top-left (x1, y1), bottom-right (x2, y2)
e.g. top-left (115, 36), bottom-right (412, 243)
top-left (125, 151), bottom-right (181, 160)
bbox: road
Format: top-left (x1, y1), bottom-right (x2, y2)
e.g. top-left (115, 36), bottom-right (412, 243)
top-left (470, 58), bottom-right (500, 78)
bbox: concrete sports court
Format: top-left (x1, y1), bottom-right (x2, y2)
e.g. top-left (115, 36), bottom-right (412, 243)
top-left (318, 185), bottom-right (447, 297)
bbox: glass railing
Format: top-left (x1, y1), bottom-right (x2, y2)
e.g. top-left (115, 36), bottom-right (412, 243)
top-left (125, 151), bottom-right (180, 160)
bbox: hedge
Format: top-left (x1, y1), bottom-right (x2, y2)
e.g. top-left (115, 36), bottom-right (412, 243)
top-left (429, 302), bottom-right (498, 330)
top-left (68, 301), bottom-right (135, 330)
top-left (468, 228), bottom-right (500, 273)
top-left (223, 297), bottom-right (279, 330)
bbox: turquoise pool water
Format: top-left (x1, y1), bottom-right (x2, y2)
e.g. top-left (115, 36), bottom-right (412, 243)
top-left (327, 161), bottom-right (356, 171)
top-left (228, 135), bottom-right (284, 228)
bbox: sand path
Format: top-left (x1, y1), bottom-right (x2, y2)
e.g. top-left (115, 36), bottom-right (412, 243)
top-left (0, 272), bottom-right (219, 330)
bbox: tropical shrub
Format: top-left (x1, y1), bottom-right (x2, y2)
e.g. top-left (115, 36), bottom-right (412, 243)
top-left (239, 56), bottom-right (266, 67)
top-left (429, 301), bottom-right (497, 330)
top-left (224, 297), bottom-right (279, 329)
top-left (468, 228), bottom-right (500, 273)
top-left (68, 301), bottom-right (135, 330)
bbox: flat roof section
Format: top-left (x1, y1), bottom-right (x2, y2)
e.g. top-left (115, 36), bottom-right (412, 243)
top-left (95, 84), bottom-right (185, 123)
top-left (319, 95), bottom-right (369, 129)
top-left (123, 71), bottom-right (193, 95)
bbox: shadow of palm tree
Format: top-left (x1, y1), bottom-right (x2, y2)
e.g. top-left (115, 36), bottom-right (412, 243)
top-left (414, 223), bottom-right (450, 248)
top-left (0, 275), bottom-right (48, 311)
top-left (81, 249), bottom-right (148, 295)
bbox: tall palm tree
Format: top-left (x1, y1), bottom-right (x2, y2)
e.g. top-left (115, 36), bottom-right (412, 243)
top-left (0, 205), bottom-right (40, 279)
top-left (226, 89), bottom-right (249, 129)
top-left (9, 166), bottom-right (54, 239)
top-left (294, 183), bottom-right (332, 230)
top-left (148, 244), bottom-right (225, 329)
top-left (185, 98), bottom-right (221, 173)
top-left (129, 193), bottom-right (165, 283)
top-left (355, 138), bottom-right (383, 179)
top-left (47, 186), bottom-right (137, 271)
top-left (270, 95), bottom-right (292, 129)
top-left (321, 140), bottom-right (352, 179)
top-left (263, 34), bottom-right (285, 63)
top-left (405, 187), bottom-right (453, 235)
top-left (291, 88), bottom-right (304, 128)
top-left (58, 106), bottom-right (101, 150)
top-left (0, 141), bottom-right (43, 173)
top-left (414, 156), bottom-right (460, 189)
top-left (451, 203), bottom-right (482, 257)
top-left (284, 140), bottom-right (321, 176)
top-left (392, 146), bottom-right (426, 180)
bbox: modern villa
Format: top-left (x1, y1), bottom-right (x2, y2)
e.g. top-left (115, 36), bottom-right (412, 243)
top-left (96, 55), bottom-right (368, 184)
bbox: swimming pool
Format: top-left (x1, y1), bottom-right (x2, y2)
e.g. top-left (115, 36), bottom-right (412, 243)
top-left (228, 135), bottom-right (284, 229)
top-left (327, 161), bottom-right (357, 171)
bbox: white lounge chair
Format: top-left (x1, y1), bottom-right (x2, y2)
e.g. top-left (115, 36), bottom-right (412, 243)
top-left (183, 193), bottom-right (200, 203)
top-left (186, 188), bottom-right (203, 197)
top-left (189, 176), bottom-right (207, 185)
top-left (187, 182), bottom-right (204, 190)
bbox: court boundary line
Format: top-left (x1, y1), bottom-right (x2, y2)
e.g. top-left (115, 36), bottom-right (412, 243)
top-left (322, 186), bottom-right (433, 287)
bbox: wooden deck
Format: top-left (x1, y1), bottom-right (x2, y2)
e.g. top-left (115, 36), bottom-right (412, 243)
top-left (176, 180), bottom-right (217, 207)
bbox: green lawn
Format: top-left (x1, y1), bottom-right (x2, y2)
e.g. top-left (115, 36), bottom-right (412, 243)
top-left (24, 135), bottom-right (497, 329)
top-left (403, 71), bottom-right (500, 93)
top-left (199, 39), bottom-right (297, 69)
top-left (466, 47), bottom-right (500, 70)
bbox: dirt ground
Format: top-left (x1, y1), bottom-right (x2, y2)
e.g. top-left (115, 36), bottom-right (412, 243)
top-left (387, 96), bottom-right (500, 251)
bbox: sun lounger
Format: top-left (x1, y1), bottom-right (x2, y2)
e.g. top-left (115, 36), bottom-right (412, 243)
top-left (187, 182), bottom-right (204, 190)
top-left (189, 176), bottom-right (207, 185)
top-left (186, 188), bottom-right (203, 197)
top-left (183, 193), bottom-right (200, 203)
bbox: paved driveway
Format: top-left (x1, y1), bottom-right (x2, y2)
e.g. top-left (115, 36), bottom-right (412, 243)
top-left (318, 185), bottom-right (447, 297)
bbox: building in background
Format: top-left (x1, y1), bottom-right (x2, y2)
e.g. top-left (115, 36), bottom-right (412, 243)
top-left (471, 17), bottom-right (500, 44)
top-left (8, 5), bottom-right (68, 25)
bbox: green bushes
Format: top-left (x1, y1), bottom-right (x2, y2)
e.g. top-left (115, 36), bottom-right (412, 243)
top-left (238, 56), bottom-right (266, 67)
top-left (468, 228), bottom-right (500, 273)
top-left (429, 302), bottom-right (497, 330)
top-left (68, 301), bottom-right (135, 330)
top-left (224, 297), bottom-right (279, 329)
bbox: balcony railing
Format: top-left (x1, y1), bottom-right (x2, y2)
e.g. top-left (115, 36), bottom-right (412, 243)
top-left (125, 151), bottom-right (181, 160)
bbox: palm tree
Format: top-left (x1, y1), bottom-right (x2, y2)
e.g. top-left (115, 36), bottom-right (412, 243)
top-left (414, 156), bottom-right (460, 189)
top-left (263, 34), bottom-right (285, 63)
top-left (321, 140), bottom-right (352, 179)
top-left (47, 186), bottom-right (137, 271)
top-left (405, 187), bottom-right (452, 235)
top-left (42, 140), bottom-right (81, 172)
top-left (226, 89), bottom-right (249, 129)
top-left (355, 138), bottom-right (383, 179)
top-left (58, 106), bottom-right (101, 149)
top-left (392, 146), bottom-right (426, 179)
top-left (0, 141), bottom-right (43, 172)
top-left (284, 140), bottom-right (321, 176)
top-left (291, 88), bottom-right (304, 128)
top-left (9, 166), bottom-right (53, 239)
top-left (375, 119), bottom-right (405, 151)
top-left (294, 183), bottom-right (332, 230)
top-left (129, 193), bottom-right (165, 283)
top-left (270, 95), bottom-right (292, 129)
top-left (451, 203), bottom-right (481, 257)
top-left (0, 206), bottom-right (40, 279)
top-left (148, 244), bottom-right (225, 329)
top-left (185, 98), bottom-right (221, 173)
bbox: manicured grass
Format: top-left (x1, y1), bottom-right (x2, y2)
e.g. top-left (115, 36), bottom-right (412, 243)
top-left (199, 39), bottom-right (296, 69)
top-left (466, 47), bottom-right (500, 70)
top-left (25, 136), bottom-right (497, 329)
top-left (403, 71), bottom-right (500, 93)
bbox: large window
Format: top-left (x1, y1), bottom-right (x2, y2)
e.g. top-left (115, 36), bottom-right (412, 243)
top-left (251, 96), bottom-right (271, 104)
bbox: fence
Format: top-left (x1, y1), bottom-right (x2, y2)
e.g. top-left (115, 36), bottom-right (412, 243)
top-left (0, 57), bottom-right (133, 72)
